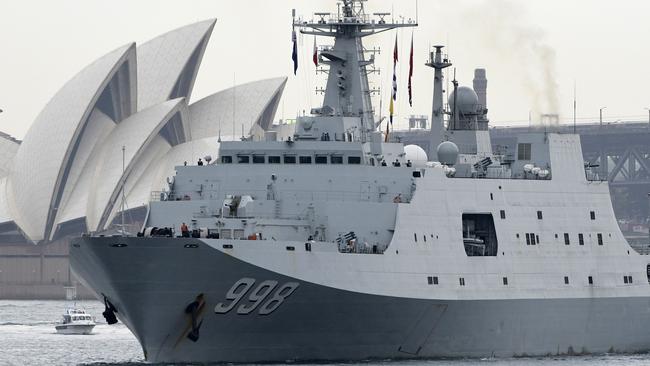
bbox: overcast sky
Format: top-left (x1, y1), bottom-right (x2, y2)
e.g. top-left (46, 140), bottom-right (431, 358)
top-left (1, 0), bottom-right (650, 138)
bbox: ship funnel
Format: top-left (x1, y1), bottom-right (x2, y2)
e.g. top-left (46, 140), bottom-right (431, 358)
top-left (473, 69), bottom-right (487, 108)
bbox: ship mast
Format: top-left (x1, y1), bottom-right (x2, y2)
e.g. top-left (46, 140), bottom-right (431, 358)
top-left (293, 0), bottom-right (416, 137)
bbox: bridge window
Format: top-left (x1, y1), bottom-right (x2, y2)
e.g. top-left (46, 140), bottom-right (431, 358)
top-left (588, 276), bottom-right (593, 285)
top-left (503, 277), bottom-right (508, 285)
top-left (221, 155), bottom-right (232, 164)
top-left (237, 155), bottom-right (250, 164)
top-left (597, 233), bottom-right (603, 245)
top-left (500, 210), bottom-right (506, 219)
top-left (268, 156), bottom-right (281, 164)
top-left (526, 233), bottom-right (531, 245)
top-left (578, 233), bottom-right (584, 245)
top-left (537, 210), bottom-right (543, 220)
top-left (459, 278), bottom-right (466, 286)
top-left (590, 211), bottom-right (596, 220)
top-left (517, 143), bottom-right (532, 160)
top-left (331, 155), bottom-right (343, 164)
top-left (315, 155), bottom-right (328, 164)
top-left (299, 156), bottom-right (312, 164)
top-left (348, 156), bottom-right (361, 164)
top-left (283, 155), bottom-right (296, 164)
top-left (253, 155), bottom-right (265, 164)
top-left (564, 276), bottom-right (569, 285)
top-left (564, 233), bottom-right (570, 245)
top-left (462, 213), bottom-right (498, 256)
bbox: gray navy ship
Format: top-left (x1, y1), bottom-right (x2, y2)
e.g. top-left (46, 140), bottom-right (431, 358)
top-left (70, 0), bottom-right (650, 363)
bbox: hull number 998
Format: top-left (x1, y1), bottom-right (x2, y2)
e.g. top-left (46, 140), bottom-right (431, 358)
top-left (214, 278), bottom-right (299, 315)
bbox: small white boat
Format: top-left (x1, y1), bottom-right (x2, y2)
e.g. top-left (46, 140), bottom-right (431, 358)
top-left (55, 307), bottom-right (96, 335)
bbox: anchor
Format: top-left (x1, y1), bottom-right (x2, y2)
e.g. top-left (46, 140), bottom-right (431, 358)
top-left (102, 295), bottom-right (118, 325)
top-left (184, 293), bottom-right (205, 342)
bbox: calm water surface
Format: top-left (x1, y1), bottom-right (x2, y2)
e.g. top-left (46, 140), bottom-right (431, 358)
top-left (2, 300), bottom-right (650, 366)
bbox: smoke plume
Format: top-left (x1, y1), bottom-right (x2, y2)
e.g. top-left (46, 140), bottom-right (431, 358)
top-left (459, 0), bottom-right (560, 123)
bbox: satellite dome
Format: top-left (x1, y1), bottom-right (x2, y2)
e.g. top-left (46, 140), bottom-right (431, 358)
top-left (448, 86), bottom-right (480, 114)
top-left (437, 141), bottom-right (459, 165)
top-left (404, 145), bottom-right (428, 165)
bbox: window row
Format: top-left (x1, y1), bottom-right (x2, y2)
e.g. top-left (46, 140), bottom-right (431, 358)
top-left (500, 209), bottom-right (596, 220)
top-left (427, 275), bottom-right (634, 286)
top-left (516, 232), bottom-right (605, 246)
top-left (414, 233), bottom-right (439, 243)
top-left (564, 232), bottom-right (604, 246)
top-left (221, 154), bottom-right (361, 165)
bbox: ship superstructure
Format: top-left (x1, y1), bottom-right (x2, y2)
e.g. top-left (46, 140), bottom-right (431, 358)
top-left (70, 1), bottom-right (650, 363)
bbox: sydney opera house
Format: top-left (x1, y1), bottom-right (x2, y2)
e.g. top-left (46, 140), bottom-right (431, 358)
top-left (0, 20), bottom-right (286, 296)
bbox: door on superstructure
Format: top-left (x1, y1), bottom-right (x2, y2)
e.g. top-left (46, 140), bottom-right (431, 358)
top-left (461, 213), bottom-right (498, 256)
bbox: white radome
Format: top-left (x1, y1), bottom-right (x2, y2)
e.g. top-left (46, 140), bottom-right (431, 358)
top-left (437, 141), bottom-right (459, 166)
top-left (447, 86), bottom-right (480, 114)
top-left (404, 145), bottom-right (428, 165)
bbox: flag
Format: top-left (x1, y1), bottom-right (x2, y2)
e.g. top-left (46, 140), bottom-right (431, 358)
top-left (313, 36), bottom-right (318, 67)
top-left (393, 35), bottom-right (399, 64)
top-left (390, 35), bottom-right (398, 125)
top-left (291, 30), bottom-right (298, 75)
top-left (408, 33), bottom-right (414, 107)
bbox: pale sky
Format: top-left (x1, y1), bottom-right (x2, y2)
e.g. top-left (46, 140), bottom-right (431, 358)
top-left (1, 0), bottom-right (650, 139)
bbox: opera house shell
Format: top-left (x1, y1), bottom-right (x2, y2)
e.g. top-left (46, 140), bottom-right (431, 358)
top-left (0, 19), bottom-right (287, 245)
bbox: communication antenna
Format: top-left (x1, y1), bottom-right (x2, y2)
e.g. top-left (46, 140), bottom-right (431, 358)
top-left (233, 73), bottom-right (236, 139)
top-left (573, 80), bottom-right (577, 134)
top-left (121, 145), bottom-right (126, 237)
top-left (415, 0), bottom-right (419, 24)
top-left (452, 68), bottom-right (458, 130)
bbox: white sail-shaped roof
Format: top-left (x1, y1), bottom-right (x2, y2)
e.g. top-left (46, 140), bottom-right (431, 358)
top-left (85, 98), bottom-right (188, 232)
top-left (137, 19), bottom-right (216, 111)
top-left (188, 77), bottom-right (287, 139)
top-left (0, 135), bottom-right (20, 178)
top-left (0, 20), bottom-right (289, 243)
top-left (8, 43), bottom-right (137, 242)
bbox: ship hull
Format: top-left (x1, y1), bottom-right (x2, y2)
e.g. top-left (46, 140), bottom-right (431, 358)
top-left (70, 237), bottom-right (650, 363)
top-left (55, 324), bottom-right (95, 335)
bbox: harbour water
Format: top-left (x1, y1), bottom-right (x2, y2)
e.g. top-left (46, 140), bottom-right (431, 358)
top-left (2, 299), bottom-right (650, 366)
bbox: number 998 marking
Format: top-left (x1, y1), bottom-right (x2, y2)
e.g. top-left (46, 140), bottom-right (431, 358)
top-left (214, 278), bottom-right (299, 315)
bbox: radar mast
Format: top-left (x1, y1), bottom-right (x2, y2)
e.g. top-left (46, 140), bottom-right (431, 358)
top-left (293, 0), bottom-right (416, 139)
